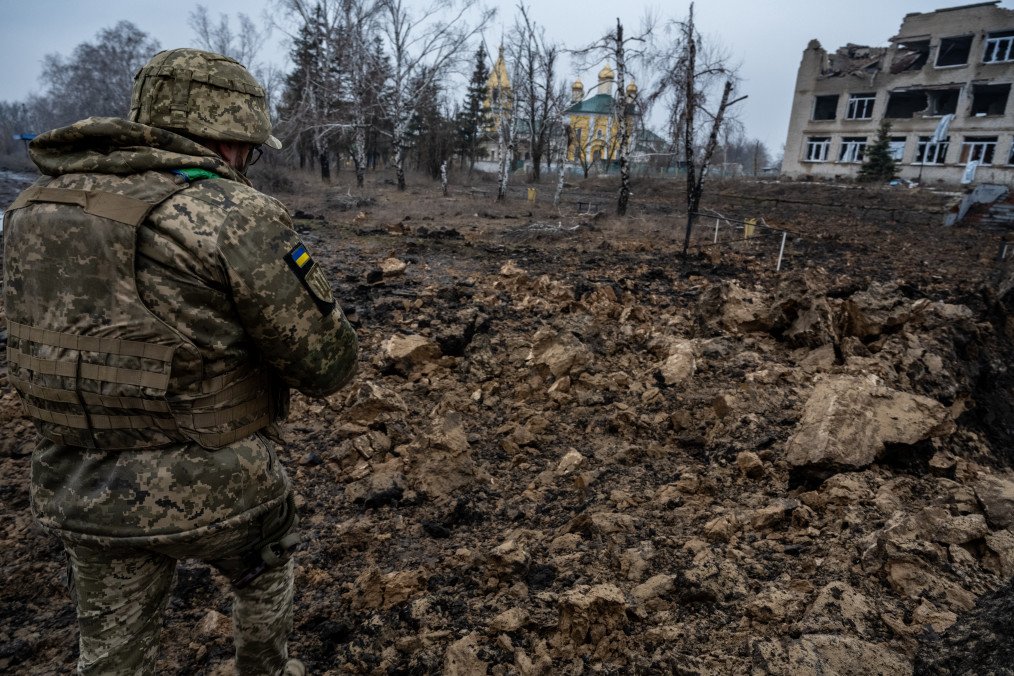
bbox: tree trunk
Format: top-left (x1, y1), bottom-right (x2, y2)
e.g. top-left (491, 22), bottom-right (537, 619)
top-left (681, 6), bottom-right (698, 255)
top-left (614, 19), bottom-right (632, 217)
top-left (354, 120), bottom-right (367, 189)
top-left (320, 153), bottom-right (331, 183)
top-left (531, 149), bottom-right (542, 182)
top-left (441, 160), bottom-right (449, 196)
top-left (554, 166), bottom-right (565, 206)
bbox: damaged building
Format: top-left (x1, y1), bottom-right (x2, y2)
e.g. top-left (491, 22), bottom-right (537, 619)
top-left (782, 2), bottom-right (1014, 184)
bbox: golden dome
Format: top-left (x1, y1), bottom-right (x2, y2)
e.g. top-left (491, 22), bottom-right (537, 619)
top-left (626, 82), bottom-right (638, 95)
top-left (572, 79), bottom-right (584, 90)
top-left (598, 63), bottom-right (614, 81)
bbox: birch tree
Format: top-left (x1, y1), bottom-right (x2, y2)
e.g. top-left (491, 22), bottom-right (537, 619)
top-left (508, 4), bottom-right (565, 183)
top-left (377, 0), bottom-right (493, 191)
top-left (492, 54), bottom-right (516, 201)
top-left (647, 3), bottom-right (745, 254)
top-left (575, 16), bottom-right (652, 216)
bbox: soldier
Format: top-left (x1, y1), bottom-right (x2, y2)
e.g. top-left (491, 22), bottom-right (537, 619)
top-left (3, 49), bottom-right (358, 675)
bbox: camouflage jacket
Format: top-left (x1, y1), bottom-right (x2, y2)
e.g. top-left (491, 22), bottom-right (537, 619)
top-left (5, 117), bottom-right (358, 543)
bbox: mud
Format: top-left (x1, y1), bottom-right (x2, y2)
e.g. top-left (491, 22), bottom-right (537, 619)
top-left (2, 170), bottom-right (1014, 674)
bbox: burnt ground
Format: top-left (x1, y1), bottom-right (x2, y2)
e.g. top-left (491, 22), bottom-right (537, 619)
top-left (3, 166), bottom-right (1014, 674)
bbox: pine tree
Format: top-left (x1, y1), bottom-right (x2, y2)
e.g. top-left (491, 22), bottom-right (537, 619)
top-left (456, 44), bottom-right (490, 169)
top-left (858, 120), bottom-right (898, 182)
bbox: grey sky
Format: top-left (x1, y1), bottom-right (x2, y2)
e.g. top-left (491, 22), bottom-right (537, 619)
top-left (3, 0), bottom-right (1011, 153)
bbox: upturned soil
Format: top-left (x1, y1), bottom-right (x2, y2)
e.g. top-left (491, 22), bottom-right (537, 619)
top-left (4, 164), bottom-right (1014, 675)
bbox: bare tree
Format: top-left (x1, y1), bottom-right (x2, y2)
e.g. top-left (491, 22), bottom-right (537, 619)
top-left (648, 3), bottom-right (745, 254)
top-left (575, 16), bottom-right (652, 216)
top-left (508, 4), bottom-right (566, 183)
top-left (189, 5), bottom-right (281, 114)
top-left (189, 6), bottom-right (269, 66)
top-left (377, 0), bottom-right (494, 191)
top-left (492, 53), bottom-right (517, 202)
top-left (38, 21), bottom-right (160, 127)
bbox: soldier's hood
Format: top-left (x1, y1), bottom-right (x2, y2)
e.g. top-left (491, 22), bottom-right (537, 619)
top-left (28, 117), bottom-right (250, 185)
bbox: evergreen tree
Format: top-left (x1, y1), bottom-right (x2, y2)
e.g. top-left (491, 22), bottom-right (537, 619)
top-left (859, 120), bottom-right (898, 182)
top-left (456, 44), bottom-right (490, 169)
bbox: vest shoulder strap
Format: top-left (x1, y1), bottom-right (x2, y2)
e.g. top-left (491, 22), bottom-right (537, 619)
top-left (7, 172), bottom-right (189, 226)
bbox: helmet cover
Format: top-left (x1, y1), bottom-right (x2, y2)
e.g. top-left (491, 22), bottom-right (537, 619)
top-left (129, 48), bottom-right (281, 149)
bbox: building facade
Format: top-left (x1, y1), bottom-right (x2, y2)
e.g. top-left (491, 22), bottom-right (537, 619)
top-left (782, 2), bottom-right (1014, 185)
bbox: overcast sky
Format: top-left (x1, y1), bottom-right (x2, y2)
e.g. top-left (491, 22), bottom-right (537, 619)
top-left (3, 0), bottom-right (1012, 152)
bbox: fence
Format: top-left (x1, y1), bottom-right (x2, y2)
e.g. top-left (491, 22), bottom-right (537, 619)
top-left (687, 211), bottom-right (803, 272)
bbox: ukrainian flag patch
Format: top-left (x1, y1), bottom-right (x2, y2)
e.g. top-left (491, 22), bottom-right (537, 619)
top-left (290, 244), bottom-right (312, 268)
top-left (284, 241), bottom-right (336, 316)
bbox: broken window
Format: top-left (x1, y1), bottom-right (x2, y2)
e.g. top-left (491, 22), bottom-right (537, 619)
top-left (805, 137), bottom-right (831, 162)
top-left (983, 30), bottom-right (1014, 63)
top-left (838, 137), bottom-right (867, 163)
top-left (960, 136), bottom-right (998, 165)
top-left (891, 40), bottom-right (930, 73)
top-left (813, 95), bottom-right (839, 120)
top-left (889, 137), bottom-right (906, 161)
top-left (846, 93), bottom-right (876, 120)
top-left (936, 35), bottom-right (973, 67)
top-left (927, 89), bottom-right (960, 116)
top-left (971, 84), bottom-right (1010, 116)
top-left (886, 90), bottom-right (927, 118)
top-left (916, 136), bottom-right (949, 164)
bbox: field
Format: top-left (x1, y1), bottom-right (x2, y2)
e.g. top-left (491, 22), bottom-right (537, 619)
top-left (3, 164), bottom-right (1014, 674)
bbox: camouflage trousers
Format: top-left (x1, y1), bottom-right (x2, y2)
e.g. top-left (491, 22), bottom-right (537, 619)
top-left (61, 504), bottom-right (302, 676)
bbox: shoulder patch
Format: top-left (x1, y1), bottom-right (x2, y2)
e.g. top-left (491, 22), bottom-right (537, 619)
top-left (284, 243), bottom-right (336, 316)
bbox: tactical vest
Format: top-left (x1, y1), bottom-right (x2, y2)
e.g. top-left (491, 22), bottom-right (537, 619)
top-left (4, 171), bottom-right (275, 450)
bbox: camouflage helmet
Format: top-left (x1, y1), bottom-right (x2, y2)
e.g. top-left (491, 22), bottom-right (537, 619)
top-left (129, 48), bottom-right (282, 149)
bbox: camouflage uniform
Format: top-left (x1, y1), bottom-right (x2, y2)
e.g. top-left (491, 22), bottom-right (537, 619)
top-left (4, 51), bottom-right (357, 675)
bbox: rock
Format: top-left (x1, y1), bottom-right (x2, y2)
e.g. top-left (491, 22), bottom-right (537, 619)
top-left (489, 540), bottom-right (531, 574)
top-left (352, 568), bottom-right (427, 610)
top-left (786, 374), bottom-right (954, 470)
top-left (699, 281), bottom-right (772, 333)
top-left (924, 509), bottom-right (988, 545)
top-left (527, 328), bottom-right (592, 378)
top-left (632, 574), bottom-right (674, 604)
top-left (746, 588), bottom-right (798, 623)
top-left (912, 599), bottom-right (957, 633)
top-left (973, 475), bottom-right (1014, 529)
top-left (412, 413), bottom-right (478, 497)
top-left (499, 260), bottom-right (526, 276)
top-left (382, 333), bottom-right (442, 366)
top-left (657, 341), bottom-right (696, 386)
top-left (844, 282), bottom-right (915, 338)
top-left (566, 511), bottom-right (636, 537)
top-left (489, 608), bottom-right (529, 632)
top-left (443, 632), bottom-right (488, 676)
top-left (752, 634), bottom-right (912, 675)
top-left (342, 381), bottom-right (409, 425)
top-left (704, 513), bottom-right (740, 542)
top-left (784, 298), bottom-right (836, 347)
top-left (345, 459), bottom-right (406, 507)
top-left (736, 451), bottom-right (765, 478)
top-left (556, 449), bottom-right (585, 475)
top-left (983, 529), bottom-right (1014, 577)
top-left (197, 610), bottom-right (231, 639)
top-left (799, 582), bottom-right (878, 637)
top-left (749, 500), bottom-right (798, 530)
top-left (556, 584), bottom-right (628, 651)
top-left (886, 560), bottom-right (976, 612)
top-left (380, 257), bottom-right (407, 276)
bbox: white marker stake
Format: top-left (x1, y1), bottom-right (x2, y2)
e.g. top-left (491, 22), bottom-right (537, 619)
top-left (714, 217), bottom-right (720, 243)
top-left (776, 231), bottom-right (787, 271)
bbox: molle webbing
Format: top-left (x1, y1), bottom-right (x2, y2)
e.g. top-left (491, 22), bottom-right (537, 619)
top-left (5, 173), bottom-right (274, 450)
top-left (8, 317), bottom-right (272, 449)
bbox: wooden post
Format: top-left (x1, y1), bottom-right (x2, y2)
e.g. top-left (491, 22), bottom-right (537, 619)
top-left (776, 231), bottom-right (787, 271)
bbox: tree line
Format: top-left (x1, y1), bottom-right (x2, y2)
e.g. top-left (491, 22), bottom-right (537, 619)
top-left (1, 1), bottom-right (774, 219)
